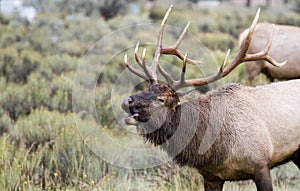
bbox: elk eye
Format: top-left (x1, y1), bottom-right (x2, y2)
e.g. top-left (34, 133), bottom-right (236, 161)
top-left (157, 98), bottom-right (165, 103)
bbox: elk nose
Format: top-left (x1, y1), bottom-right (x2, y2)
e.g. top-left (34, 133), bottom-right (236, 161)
top-left (122, 97), bottom-right (133, 112)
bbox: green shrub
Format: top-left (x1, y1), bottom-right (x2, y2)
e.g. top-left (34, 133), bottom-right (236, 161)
top-left (31, 0), bottom-right (131, 19)
top-left (195, 17), bottom-right (218, 33)
top-left (108, 13), bottom-right (151, 31)
top-left (57, 40), bottom-right (85, 57)
top-left (26, 74), bottom-right (51, 110)
top-left (216, 12), bottom-right (250, 38)
top-left (167, 12), bottom-right (191, 33)
top-left (149, 4), bottom-right (166, 21)
top-left (0, 27), bottom-right (16, 48)
top-left (95, 83), bottom-right (115, 126)
top-left (28, 27), bottom-right (53, 52)
top-left (46, 54), bottom-right (78, 76)
top-left (99, 0), bottom-right (129, 20)
top-left (48, 76), bottom-right (73, 112)
top-left (0, 112), bottom-right (13, 135)
top-left (51, 119), bottom-right (106, 184)
top-left (0, 75), bottom-right (74, 121)
top-left (0, 13), bottom-right (9, 25)
top-left (20, 50), bottom-right (42, 80)
top-left (199, 32), bottom-right (237, 51)
top-left (0, 84), bottom-right (33, 120)
top-left (0, 48), bottom-right (19, 80)
top-left (6, 109), bottom-right (109, 189)
top-left (12, 109), bottom-right (65, 149)
top-left (64, 14), bottom-right (111, 42)
top-left (0, 48), bottom-right (42, 83)
top-left (27, 74), bottom-right (73, 113)
top-left (275, 11), bottom-right (300, 26)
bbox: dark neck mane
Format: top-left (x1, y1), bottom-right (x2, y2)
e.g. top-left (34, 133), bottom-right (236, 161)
top-left (139, 87), bottom-right (238, 168)
top-left (141, 95), bottom-right (211, 162)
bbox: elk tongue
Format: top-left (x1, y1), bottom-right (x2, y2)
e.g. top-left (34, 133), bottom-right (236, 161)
top-left (124, 113), bottom-right (139, 125)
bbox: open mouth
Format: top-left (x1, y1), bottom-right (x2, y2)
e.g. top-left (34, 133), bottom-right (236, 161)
top-left (124, 113), bottom-right (139, 125)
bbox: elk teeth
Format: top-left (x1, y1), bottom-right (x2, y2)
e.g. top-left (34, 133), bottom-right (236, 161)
top-left (124, 113), bottom-right (139, 120)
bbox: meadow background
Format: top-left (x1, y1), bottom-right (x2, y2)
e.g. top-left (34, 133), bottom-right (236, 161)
top-left (0, 0), bottom-right (300, 190)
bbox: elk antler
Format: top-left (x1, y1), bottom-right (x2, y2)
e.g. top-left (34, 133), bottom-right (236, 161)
top-left (124, 6), bottom-right (286, 89)
top-left (171, 8), bottom-right (286, 89)
top-left (124, 5), bottom-right (203, 85)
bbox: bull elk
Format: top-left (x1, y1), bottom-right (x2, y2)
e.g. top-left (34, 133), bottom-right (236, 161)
top-left (121, 5), bottom-right (300, 191)
top-left (239, 23), bottom-right (300, 82)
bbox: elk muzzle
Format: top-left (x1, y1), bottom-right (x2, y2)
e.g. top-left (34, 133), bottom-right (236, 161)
top-left (122, 97), bottom-right (139, 125)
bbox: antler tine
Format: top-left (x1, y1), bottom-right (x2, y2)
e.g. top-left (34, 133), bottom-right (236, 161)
top-left (134, 42), bottom-right (143, 68)
top-left (124, 54), bottom-right (149, 80)
top-left (142, 48), bottom-right (157, 80)
top-left (161, 22), bottom-right (203, 65)
top-left (180, 53), bottom-right (188, 83)
top-left (134, 43), bottom-right (155, 80)
top-left (149, 5), bottom-right (174, 83)
top-left (173, 22), bottom-right (191, 49)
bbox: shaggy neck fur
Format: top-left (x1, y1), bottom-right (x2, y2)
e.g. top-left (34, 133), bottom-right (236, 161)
top-left (138, 84), bottom-right (241, 170)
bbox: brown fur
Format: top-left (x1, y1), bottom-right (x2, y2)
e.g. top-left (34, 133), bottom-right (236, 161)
top-left (122, 80), bottom-right (300, 191)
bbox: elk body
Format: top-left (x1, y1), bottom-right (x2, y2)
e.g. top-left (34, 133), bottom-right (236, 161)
top-left (121, 6), bottom-right (298, 191)
top-left (239, 23), bottom-right (300, 82)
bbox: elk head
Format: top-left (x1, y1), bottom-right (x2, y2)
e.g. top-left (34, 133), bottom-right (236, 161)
top-left (121, 5), bottom-right (285, 132)
top-left (122, 83), bottom-right (179, 133)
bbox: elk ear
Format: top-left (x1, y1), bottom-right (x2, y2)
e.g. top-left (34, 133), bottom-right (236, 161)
top-left (178, 91), bottom-right (200, 106)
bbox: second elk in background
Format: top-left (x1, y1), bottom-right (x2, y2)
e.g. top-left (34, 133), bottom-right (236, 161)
top-left (239, 23), bottom-right (300, 82)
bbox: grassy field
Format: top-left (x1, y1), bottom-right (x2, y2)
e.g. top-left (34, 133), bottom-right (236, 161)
top-left (1, 110), bottom-right (299, 190)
